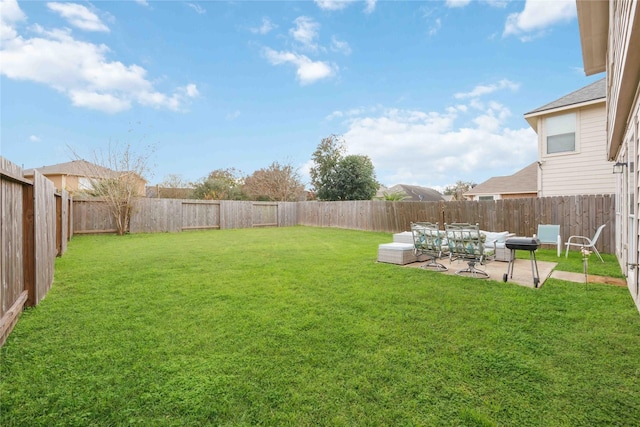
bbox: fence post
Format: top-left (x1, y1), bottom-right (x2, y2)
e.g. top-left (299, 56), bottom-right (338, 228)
top-left (22, 184), bottom-right (36, 307)
top-left (56, 194), bottom-right (62, 256)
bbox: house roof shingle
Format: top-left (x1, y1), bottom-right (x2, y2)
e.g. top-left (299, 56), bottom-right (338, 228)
top-left (525, 78), bottom-right (606, 116)
top-left (24, 159), bottom-right (120, 179)
top-left (465, 162), bottom-right (538, 196)
top-left (383, 184), bottom-right (444, 202)
top-left (390, 184), bottom-right (444, 202)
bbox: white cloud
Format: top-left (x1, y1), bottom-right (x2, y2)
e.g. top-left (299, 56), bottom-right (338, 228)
top-left (250, 17), bottom-right (276, 35)
top-left (327, 98), bottom-right (536, 187)
top-left (445, 0), bottom-right (471, 8)
top-left (187, 3), bottom-right (206, 15)
top-left (29, 135), bottom-right (41, 142)
top-left (182, 83), bottom-right (199, 98)
top-left (133, 0), bottom-right (148, 6)
top-left (69, 90), bottom-right (132, 113)
top-left (47, 2), bottom-right (109, 32)
top-left (330, 36), bottom-right (351, 55)
top-left (484, 0), bottom-right (508, 7)
top-left (226, 110), bottom-right (240, 120)
top-left (0, 4), bottom-right (198, 113)
top-left (454, 79), bottom-right (520, 99)
top-left (290, 16), bottom-right (320, 51)
top-left (263, 47), bottom-right (336, 85)
top-left (0, 0), bottom-right (25, 40)
top-left (325, 106), bottom-right (379, 121)
top-left (314, 0), bottom-right (355, 11)
top-left (314, 0), bottom-right (374, 13)
top-left (364, 0), bottom-right (377, 14)
top-left (428, 18), bottom-right (442, 36)
top-left (504, 0), bottom-right (576, 40)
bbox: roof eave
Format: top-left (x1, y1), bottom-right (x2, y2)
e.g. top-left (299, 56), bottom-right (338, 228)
top-left (576, 0), bottom-right (609, 76)
top-left (523, 98), bottom-right (605, 132)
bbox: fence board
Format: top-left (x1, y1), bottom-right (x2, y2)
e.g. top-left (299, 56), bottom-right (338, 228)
top-left (182, 200), bottom-right (220, 230)
top-left (73, 199), bottom-right (118, 234)
top-left (33, 171), bottom-right (56, 305)
top-left (130, 198), bottom-right (182, 233)
top-left (220, 201), bottom-right (253, 229)
top-left (1, 165), bottom-right (25, 324)
top-left (252, 202), bottom-right (278, 227)
top-left (1, 158), bottom-right (71, 347)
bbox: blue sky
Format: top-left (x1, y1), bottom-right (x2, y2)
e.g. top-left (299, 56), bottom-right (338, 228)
top-left (1, 0), bottom-right (604, 190)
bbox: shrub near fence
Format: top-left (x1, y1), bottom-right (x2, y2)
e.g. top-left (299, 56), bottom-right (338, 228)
top-left (0, 157), bottom-right (71, 347)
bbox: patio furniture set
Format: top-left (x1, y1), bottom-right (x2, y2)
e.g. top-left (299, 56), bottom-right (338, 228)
top-left (377, 222), bottom-right (606, 285)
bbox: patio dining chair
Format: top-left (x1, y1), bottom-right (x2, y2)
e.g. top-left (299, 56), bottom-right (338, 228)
top-left (410, 222), bottom-right (448, 271)
top-left (565, 224), bottom-right (606, 262)
top-left (445, 222), bottom-right (496, 279)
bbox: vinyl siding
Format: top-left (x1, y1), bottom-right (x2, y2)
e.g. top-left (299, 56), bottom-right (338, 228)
top-left (540, 103), bottom-right (615, 196)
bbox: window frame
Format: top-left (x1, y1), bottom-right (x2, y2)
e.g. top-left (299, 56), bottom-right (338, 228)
top-left (543, 111), bottom-right (579, 157)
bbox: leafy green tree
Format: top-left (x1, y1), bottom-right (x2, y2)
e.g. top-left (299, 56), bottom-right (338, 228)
top-left (444, 180), bottom-right (476, 201)
top-left (332, 155), bottom-right (379, 200)
top-left (309, 135), bottom-right (379, 200)
top-left (309, 135), bottom-right (345, 200)
top-left (192, 168), bottom-right (246, 200)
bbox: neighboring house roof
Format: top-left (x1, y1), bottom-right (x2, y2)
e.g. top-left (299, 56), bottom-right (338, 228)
top-left (464, 162), bottom-right (538, 197)
top-left (24, 159), bottom-right (121, 179)
top-left (524, 78), bottom-right (606, 130)
top-left (381, 184), bottom-right (445, 202)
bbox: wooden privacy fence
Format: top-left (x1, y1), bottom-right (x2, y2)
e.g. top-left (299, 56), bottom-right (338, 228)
top-left (73, 199), bottom-right (299, 234)
top-left (297, 195), bottom-right (616, 254)
top-left (1, 157), bottom-right (71, 347)
top-left (73, 194), bottom-right (615, 254)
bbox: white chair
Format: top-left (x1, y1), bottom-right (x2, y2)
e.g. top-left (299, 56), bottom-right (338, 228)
top-left (537, 224), bottom-right (561, 257)
top-left (565, 224), bottom-right (606, 262)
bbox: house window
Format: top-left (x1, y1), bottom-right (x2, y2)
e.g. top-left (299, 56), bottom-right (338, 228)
top-left (478, 196), bottom-right (494, 201)
top-left (78, 177), bottom-right (93, 191)
top-left (546, 112), bottom-right (576, 154)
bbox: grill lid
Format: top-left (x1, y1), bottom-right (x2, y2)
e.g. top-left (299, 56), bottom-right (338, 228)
top-left (505, 237), bottom-right (541, 251)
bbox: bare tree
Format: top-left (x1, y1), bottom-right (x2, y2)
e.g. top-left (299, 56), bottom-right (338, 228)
top-left (72, 142), bottom-right (154, 235)
top-left (155, 174), bottom-right (194, 199)
top-left (443, 180), bottom-right (476, 201)
top-left (161, 174), bottom-right (189, 188)
top-left (243, 161), bottom-right (305, 201)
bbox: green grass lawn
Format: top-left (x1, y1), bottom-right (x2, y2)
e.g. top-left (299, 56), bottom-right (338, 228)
top-left (1, 226), bottom-right (639, 426)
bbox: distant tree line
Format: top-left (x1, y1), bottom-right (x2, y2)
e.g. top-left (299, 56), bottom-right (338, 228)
top-left (159, 134), bottom-right (380, 202)
top-left (79, 132), bottom-right (473, 235)
top-left (159, 135), bottom-right (473, 203)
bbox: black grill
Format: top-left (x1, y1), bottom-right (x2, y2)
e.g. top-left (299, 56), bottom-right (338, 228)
top-left (505, 237), bottom-right (540, 251)
top-left (504, 237), bottom-right (542, 287)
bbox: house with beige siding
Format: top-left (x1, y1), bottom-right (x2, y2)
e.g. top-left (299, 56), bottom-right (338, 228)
top-left (464, 162), bottom-right (537, 201)
top-left (576, 0), bottom-right (640, 312)
top-left (523, 78), bottom-right (614, 197)
top-left (24, 160), bottom-right (146, 197)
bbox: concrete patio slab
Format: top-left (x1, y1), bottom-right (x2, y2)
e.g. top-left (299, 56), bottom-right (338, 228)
top-left (550, 270), bottom-right (627, 287)
top-left (405, 258), bottom-right (558, 289)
